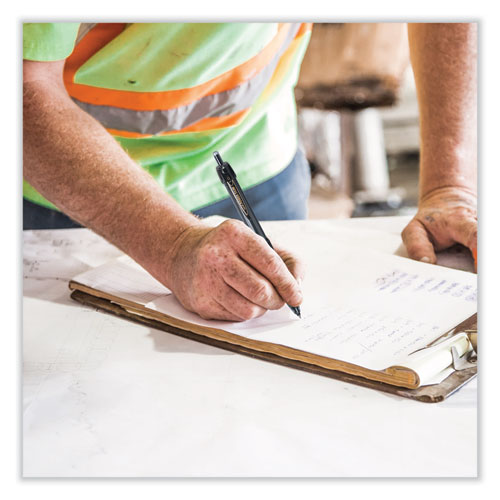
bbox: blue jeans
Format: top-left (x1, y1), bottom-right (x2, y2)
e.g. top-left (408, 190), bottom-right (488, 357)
top-left (23, 150), bottom-right (311, 229)
top-left (193, 149), bottom-right (311, 220)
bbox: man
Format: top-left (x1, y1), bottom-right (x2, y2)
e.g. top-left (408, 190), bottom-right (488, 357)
top-left (23, 23), bottom-right (477, 321)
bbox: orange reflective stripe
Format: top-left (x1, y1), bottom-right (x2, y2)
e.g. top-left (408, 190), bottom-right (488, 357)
top-left (64, 23), bottom-right (126, 88)
top-left (106, 108), bottom-right (251, 138)
top-left (295, 22), bottom-right (313, 38)
top-left (64, 23), bottom-right (293, 111)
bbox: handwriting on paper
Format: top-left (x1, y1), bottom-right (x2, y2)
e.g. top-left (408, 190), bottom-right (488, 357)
top-left (374, 269), bottom-right (477, 302)
top-left (297, 305), bottom-right (439, 365)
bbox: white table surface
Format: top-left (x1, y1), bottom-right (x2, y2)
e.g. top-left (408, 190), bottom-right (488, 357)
top-left (22, 216), bottom-right (477, 477)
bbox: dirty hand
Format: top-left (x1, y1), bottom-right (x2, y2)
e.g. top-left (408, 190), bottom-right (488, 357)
top-left (164, 219), bottom-right (305, 321)
top-left (401, 186), bottom-right (477, 267)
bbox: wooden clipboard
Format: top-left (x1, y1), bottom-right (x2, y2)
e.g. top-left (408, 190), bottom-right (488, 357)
top-left (70, 289), bottom-right (477, 403)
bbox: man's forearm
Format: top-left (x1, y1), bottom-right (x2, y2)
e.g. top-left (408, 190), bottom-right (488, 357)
top-left (408, 23), bottom-right (477, 197)
top-left (401, 24), bottom-right (477, 265)
top-left (23, 76), bottom-right (199, 284)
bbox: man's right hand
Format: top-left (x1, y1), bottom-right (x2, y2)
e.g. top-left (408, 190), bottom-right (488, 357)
top-left (163, 219), bottom-right (305, 321)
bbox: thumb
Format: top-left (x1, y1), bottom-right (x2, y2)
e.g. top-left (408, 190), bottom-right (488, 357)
top-left (274, 245), bottom-right (306, 285)
top-left (401, 219), bottom-right (437, 264)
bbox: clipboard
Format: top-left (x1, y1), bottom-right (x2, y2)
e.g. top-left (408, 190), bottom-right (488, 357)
top-left (70, 289), bottom-right (477, 403)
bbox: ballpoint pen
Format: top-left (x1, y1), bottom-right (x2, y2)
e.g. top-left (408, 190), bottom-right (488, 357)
top-left (213, 151), bottom-right (301, 318)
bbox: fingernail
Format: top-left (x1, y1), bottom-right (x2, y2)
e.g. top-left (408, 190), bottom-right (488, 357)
top-left (420, 257), bottom-right (431, 263)
top-left (297, 278), bottom-right (302, 287)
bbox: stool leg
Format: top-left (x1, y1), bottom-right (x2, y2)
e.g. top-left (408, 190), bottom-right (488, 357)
top-left (353, 107), bottom-right (390, 196)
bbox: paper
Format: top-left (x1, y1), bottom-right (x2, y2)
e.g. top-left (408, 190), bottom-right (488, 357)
top-left (72, 223), bottom-right (477, 382)
top-left (74, 255), bottom-right (171, 306)
top-left (147, 242), bottom-right (476, 376)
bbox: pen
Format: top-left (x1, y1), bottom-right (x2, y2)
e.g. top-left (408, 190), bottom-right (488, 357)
top-left (213, 151), bottom-right (301, 319)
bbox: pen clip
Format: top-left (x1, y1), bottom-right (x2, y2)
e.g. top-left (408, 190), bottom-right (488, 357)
top-left (213, 151), bottom-right (249, 218)
top-left (213, 151), bottom-right (271, 245)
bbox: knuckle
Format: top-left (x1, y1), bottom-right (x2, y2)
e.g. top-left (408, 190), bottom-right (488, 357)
top-left (219, 219), bottom-right (245, 237)
top-left (241, 310), bottom-right (254, 321)
top-left (249, 281), bottom-right (273, 304)
top-left (267, 255), bottom-right (285, 277)
top-left (401, 224), bottom-right (411, 239)
top-left (402, 221), bottom-right (418, 238)
top-left (238, 303), bottom-right (262, 321)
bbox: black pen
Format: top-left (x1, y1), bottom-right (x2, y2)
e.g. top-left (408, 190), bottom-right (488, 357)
top-left (213, 151), bottom-right (301, 319)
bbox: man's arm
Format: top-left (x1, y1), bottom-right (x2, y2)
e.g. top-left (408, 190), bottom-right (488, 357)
top-left (402, 23), bottom-right (477, 266)
top-left (23, 60), bottom-right (304, 320)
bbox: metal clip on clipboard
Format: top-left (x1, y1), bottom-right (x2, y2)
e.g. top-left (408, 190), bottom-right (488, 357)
top-left (434, 329), bottom-right (478, 371)
top-left (451, 344), bottom-right (477, 371)
top-left (407, 327), bottom-right (478, 372)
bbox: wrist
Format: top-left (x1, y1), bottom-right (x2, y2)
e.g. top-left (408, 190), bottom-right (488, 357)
top-left (159, 218), bottom-right (209, 289)
top-left (418, 151), bottom-right (477, 200)
top-left (131, 208), bottom-right (207, 284)
top-left (418, 185), bottom-right (477, 210)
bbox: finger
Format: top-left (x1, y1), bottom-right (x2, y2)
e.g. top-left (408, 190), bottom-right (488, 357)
top-left (220, 257), bottom-right (284, 310)
top-left (234, 232), bottom-right (303, 307)
top-left (213, 282), bottom-right (268, 321)
top-left (448, 216), bottom-right (478, 272)
top-left (401, 219), bottom-right (437, 264)
top-left (449, 216), bottom-right (478, 257)
top-left (209, 298), bottom-right (251, 322)
top-left (184, 296), bottom-right (243, 322)
top-left (214, 219), bottom-right (302, 306)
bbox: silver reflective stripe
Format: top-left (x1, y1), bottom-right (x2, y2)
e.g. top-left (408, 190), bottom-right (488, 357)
top-left (71, 23), bottom-right (301, 135)
top-left (74, 23), bottom-right (97, 46)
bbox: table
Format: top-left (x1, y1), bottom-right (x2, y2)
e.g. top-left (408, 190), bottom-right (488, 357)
top-left (23, 216), bottom-right (477, 477)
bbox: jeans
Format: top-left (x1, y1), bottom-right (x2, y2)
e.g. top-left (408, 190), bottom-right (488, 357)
top-left (193, 149), bottom-right (311, 221)
top-left (23, 149), bottom-right (311, 229)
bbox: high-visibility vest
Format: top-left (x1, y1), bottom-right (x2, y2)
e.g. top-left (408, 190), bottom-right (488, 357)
top-left (24, 23), bottom-right (312, 212)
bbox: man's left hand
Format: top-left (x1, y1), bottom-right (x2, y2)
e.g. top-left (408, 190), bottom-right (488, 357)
top-left (401, 186), bottom-right (477, 269)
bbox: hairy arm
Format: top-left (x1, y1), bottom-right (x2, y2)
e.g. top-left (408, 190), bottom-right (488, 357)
top-left (402, 23), bottom-right (477, 266)
top-left (23, 60), bottom-right (303, 319)
top-left (23, 60), bottom-right (197, 279)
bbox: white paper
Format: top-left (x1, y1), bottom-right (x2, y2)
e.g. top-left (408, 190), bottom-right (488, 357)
top-left (71, 223), bottom-right (477, 380)
top-left (147, 242), bottom-right (476, 376)
top-left (73, 255), bottom-right (171, 306)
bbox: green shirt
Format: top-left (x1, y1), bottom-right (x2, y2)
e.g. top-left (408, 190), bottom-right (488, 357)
top-left (23, 23), bottom-right (311, 212)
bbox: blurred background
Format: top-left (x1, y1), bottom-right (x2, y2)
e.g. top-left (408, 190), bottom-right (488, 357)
top-left (295, 23), bottom-right (420, 219)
